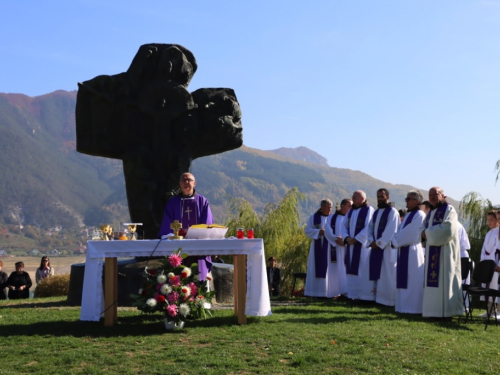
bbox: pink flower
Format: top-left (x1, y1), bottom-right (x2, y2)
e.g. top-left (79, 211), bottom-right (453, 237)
top-left (166, 304), bottom-right (178, 317)
top-left (156, 294), bottom-right (165, 303)
top-left (169, 275), bottom-right (181, 286)
top-left (167, 291), bottom-right (179, 303)
top-left (168, 254), bottom-right (182, 268)
top-left (188, 283), bottom-right (198, 296)
top-left (156, 284), bottom-right (163, 291)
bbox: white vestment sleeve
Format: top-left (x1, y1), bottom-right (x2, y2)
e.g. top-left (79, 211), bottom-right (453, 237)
top-left (341, 213), bottom-right (350, 239)
top-left (424, 206), bottom-right (458, 247)
top-left (305, 214), bottom-right (321, 240)
top-left (374, 208), bottom-right (399, 249)
top-left (392, 211), bottom-right (425, 248)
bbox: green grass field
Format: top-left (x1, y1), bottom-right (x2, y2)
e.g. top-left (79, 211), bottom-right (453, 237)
top-left (1, 297), bottom-right (499, 374)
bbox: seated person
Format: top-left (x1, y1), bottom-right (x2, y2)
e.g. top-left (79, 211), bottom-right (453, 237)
top-left (36, 256), bottom-right (55, 284)
top-left (0, 260), bottom-right (7, 300)
top-left (158, 172), bottom-right (213, 281)
top-left (6, 261), bottom-right (32, 299)
top-left (267, 257), bottom-right (281, 297)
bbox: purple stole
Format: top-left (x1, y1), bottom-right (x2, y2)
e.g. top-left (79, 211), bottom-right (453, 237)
top-left (425, 203), bottom-right (449, 287)
top-left (396, 209), bottom-right (420, 289)
top-left (345, 205), bottom-right (370, 275)
top-left (180, 198), bottom-right (198, 230)
top-left (369, 207), bottom-right (392, 281)
top-left (313, 212), bottom-right (328, 278)
top-left (330, 212), bottom-right (341, 263)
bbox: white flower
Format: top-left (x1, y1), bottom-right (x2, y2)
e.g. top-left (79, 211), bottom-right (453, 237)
top-left (203, 302), bottom-right (212, 310)
top-left (138, 288), bottom-right (143, 294)
top-left (146, 298), bottom-right (157, 307)
top-left (160, 284), bottom-right (172, 295)
top-left (180, 267), bottom-right (192, 278)
top-left (167, 272), bottom-right (175, 279)
top-left (157, 274), bottom-right (167, 284)
top-left (181, 286), bottom-right (191, 296)
top-left (179, 303), bottom-right (190, 316)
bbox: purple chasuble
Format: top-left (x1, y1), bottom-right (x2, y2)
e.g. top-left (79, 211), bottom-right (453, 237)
top-left (330, 212), bottom-right (341, 263)
top-left (424, 203), bottom-right (448, 288)
top-left (158, 194), bottom-right (214, 280)
top-left (313, 211), bottom-right (329, 278)
top-left (369, 207), bottom-right (392, 281)
top-left (396, 209), bottom-right (420, 289)
top-left (345, 205), bottom-right (370, 275)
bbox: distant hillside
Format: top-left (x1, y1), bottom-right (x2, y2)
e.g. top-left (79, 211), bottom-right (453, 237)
top-left (267, 146), bottom-right (329, 167)
top-left (0, 90), bottom-right (458, 236)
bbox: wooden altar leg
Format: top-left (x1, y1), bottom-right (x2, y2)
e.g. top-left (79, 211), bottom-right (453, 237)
top-left (234, 254), bottom-right (247, 324)
top-left (104, 257), bottom-right (118, 327)
top-left (233, 255), bottom-right (239, 317)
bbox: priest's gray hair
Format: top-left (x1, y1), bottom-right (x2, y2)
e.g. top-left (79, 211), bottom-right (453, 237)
top-left (408, 190), bottom-right (423, 204)
top-left (320, 199), bottom-right (333, 207)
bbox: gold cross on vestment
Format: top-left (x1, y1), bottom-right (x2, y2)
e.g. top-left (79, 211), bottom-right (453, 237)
top-left (184, 207), bottom-right (193, 221)
top-left (171, 220), bottom-right (182, 234)
top-left (431, 271), bottom-right (437, 279)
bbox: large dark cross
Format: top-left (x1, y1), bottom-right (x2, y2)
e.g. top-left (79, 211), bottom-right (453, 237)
top-left (75, 44), bottom-right (243, 238)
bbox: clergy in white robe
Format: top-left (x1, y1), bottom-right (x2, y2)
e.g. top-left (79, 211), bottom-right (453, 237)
top-left (367, 188), bottom-right (399, 306)
top-left (392, 190), bottom-right (426, 314)
top-left (341, 190), bottom-right (375, 301)
top-left (304, 199), bottom-right (334, 297)
top-left (420, 187), bottom-right (463, 318)
top-left (478, 211), bottom-right (500, 313)
top-left (324, 199), bottom-right (352, 297)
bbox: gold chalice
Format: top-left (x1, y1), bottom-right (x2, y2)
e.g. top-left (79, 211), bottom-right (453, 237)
top-left (100, 224), bottom-right (112, 240)
top-left (124, 223), bottom-right (142, 240)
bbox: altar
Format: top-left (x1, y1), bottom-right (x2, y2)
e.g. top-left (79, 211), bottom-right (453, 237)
top-left (80, 238), bottom-right (272, 325)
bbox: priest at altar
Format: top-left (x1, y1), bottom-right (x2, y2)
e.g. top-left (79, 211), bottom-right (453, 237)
top-left (158, 172), bottom-right (213, 280)
top-left (420, 187), bottom-right (463, 318)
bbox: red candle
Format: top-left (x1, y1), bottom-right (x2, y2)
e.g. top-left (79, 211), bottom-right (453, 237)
top-left (247, 228), bottom-right (254, 239)
top-left (237, 228), bottom-right (244, 239)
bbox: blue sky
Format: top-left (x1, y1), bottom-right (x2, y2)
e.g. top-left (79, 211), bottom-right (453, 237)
top-left (1, 1), bottom-right (499, 204)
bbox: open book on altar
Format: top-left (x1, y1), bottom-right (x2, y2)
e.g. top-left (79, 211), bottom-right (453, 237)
top-left (184, 224), bottom-right (228, 239)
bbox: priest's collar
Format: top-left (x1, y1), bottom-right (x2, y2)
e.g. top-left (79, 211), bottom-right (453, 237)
top-left (377, 202), bottom-right (391, 209)
top-left (179, 189), bottom-right (197, 199)
top-left (352, 201), bottom-right (369, 210)
top-left (335, 210), bottom-right (345, 216)
top-left (409, 206), bottom-right (420, 213)
top-left (429, 198), bottom-right (448, 211)
top-left (316, 209), bottom-right (330, 217)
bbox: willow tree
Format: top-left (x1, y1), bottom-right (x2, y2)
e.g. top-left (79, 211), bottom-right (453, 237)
top-left (459, 192), bottom-right (497, 262)
top-left (225, 188), bottom-right (309, 295)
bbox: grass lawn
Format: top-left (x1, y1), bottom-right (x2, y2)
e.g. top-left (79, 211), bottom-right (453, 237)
top-left (0, 297), bottom-right (498, 374)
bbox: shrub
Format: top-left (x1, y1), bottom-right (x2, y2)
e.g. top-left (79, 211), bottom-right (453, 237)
top-left (34, 274), bottom-right (70, 297)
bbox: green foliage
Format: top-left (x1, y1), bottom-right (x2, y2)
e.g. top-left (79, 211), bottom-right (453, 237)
top-left (225, 188), bottom-right (310, 295)
top-left (1, 297), bottom-right (500, 374)
top-left (459, 191), bottom-right (498, 263)
top-left (34, 274), bottom-right (70, 297)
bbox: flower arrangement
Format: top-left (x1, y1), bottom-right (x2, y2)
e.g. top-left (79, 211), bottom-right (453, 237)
top-left (130, 248), bottom-right (215, 325)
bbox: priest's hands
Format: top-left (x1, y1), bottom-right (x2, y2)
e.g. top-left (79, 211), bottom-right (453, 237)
top-left (421, 231), bottom-right (427, 240)
top-left (318, 229), bottom-right (325, 237)
top-left (335, 236), bottom-right (344, 246)
top-left (370, 241), bottom-right (380, 249)
top-left (345, 237), bottom-right (358, 245)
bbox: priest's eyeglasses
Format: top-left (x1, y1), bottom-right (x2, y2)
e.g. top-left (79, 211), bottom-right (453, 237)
top-left (405, 197), bottom-right (415, 202)
top-left (181, 178), bottom-right (194, 183)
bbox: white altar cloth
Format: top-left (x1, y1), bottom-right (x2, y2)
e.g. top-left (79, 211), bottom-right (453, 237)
top-left (80, 239), bottom-right (272, 321)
